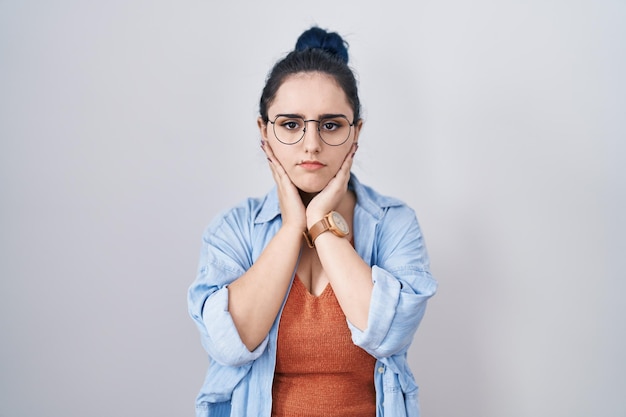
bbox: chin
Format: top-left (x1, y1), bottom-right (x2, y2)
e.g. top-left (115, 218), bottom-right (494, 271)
top-left (297, 185), bottom-right (323, 195)
top-left (295, 179), bottom-right (327, 195)
top-left (291, 170), bottom-right (337, 195)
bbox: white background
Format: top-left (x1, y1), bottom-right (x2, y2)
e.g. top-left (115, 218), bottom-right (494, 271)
top-left (1, 1), bottom-right (624, 416)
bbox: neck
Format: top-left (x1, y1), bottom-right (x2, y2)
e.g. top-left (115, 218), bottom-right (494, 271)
top-left (298, 189), bottom-right (318, 207)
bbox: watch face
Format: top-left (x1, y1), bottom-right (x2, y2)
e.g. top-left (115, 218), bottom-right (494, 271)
top-left (330, 211), bottom-right (349, 235)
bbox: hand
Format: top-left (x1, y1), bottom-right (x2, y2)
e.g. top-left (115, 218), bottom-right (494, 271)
top-left (261, 140), bottom-right (307, 232)
top-left (306, 142), bottom-right (358, 227)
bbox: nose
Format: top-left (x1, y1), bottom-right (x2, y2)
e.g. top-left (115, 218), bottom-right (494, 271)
top-left (302, 120), bottom-right (322, 152)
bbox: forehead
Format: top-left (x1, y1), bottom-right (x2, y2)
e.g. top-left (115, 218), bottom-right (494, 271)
top-left (270, 72), bottom-right (352, 116)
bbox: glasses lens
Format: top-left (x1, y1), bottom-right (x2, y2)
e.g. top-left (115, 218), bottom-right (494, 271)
top-left (318, 116), bottom-right (352, 146)
top-left (273, 116), bottom-right (305, 145)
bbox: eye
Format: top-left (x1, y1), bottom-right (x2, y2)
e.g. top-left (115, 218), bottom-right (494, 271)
top-left (320, 119), bottom-right (342, 132)
top-left (278, 118), bottom-right (302, 131)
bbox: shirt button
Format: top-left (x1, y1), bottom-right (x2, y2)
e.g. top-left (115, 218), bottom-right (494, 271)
top-left (378, 366), bottom-right (384, 373)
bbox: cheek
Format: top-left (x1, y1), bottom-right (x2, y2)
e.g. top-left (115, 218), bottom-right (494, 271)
top-left (338, 144), bottom-right (354, 163)
top-left (327, 149), bottom-right (350, 174)
top-left (270, 144), bottom-right (291, 165)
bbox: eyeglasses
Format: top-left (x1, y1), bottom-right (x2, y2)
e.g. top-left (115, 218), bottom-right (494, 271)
top-left (268, 114), bottom-right (354, 146)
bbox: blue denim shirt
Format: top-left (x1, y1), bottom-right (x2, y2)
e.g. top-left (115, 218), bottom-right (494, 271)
top-left (188, 174), bottom-right (437, 417)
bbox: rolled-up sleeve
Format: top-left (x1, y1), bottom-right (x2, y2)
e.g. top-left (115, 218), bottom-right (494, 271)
top-left (199, 287), bottom-right (269, 366)
top-left (188, 210), bottom-right (268, 367)
top-left (349, 205), bottom-right (438, 358)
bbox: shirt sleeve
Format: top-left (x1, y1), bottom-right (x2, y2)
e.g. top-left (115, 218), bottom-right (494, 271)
top-left (349, 205), bottom-right (437, 358)
top-left (187, 208), bottom-right (269, 367)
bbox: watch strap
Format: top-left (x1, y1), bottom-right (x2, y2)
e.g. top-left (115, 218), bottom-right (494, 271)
top-left (308, 216), bottom-right (331, 244)
top-left (303, 216), bottom-right (330, 248)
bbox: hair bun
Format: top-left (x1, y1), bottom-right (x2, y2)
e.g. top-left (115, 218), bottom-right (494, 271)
top-left (295, 26), bottom-right (349, 64)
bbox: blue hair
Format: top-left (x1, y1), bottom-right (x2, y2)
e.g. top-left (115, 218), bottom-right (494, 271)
top-left (294, 26), bottom-right (349, 64)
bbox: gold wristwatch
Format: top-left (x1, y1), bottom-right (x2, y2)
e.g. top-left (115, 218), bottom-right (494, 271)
top-left (303, 211), bottom-right (350, 248)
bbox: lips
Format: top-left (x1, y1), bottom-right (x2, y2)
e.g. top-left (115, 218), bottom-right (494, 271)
top-left (298, 160), bottom-right (326, 170)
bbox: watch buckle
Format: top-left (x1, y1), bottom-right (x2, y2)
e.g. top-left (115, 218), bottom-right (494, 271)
top-left (302, 231), bottom-right (315, 248)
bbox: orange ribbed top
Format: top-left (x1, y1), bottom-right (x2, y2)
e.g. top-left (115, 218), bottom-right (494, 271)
top-left (271, 276), bottom-right (376, 417)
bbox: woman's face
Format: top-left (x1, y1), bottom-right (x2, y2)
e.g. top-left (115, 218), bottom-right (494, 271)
top-left (258, 72), bottom-right (361, 194)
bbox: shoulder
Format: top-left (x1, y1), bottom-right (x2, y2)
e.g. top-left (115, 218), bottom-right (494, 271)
top-left (351, 174), bottom-right (412, 218)
top-left (203, 188), bottom-right (280, 238)
top-left (351, 175), bottom-right (424, 247)
top-left (198, 189), bottom-right (280, 270)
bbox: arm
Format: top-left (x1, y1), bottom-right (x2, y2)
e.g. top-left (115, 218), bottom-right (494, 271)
top-left (188, 211), bottom-right (259, 367)
top-left (313, 226), bottom-right (373, 330)
top-left (187, 200), bottom-right (300, 366)
top-left (227, 224), bottom-right (301, 351)
top-left (350, 206), bottom-right (437, 358)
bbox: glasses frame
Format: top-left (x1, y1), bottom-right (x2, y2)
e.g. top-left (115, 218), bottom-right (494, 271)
top-left (268, 114), bottom-right (355, 146)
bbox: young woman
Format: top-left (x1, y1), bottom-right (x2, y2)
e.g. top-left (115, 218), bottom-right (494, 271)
top-left (188, 26), bottom-right (437, 417)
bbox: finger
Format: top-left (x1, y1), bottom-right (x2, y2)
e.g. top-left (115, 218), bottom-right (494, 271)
top-left (262, 142), bottom-right (298, 197)
top-left (347, 142), bottom-right (358, 161)
top-left (335, 143), bottom-right (356, 178)
top-left (262, 141), bottom-right (285, 178)
top-left (261, 140), bottom-right (276, 164)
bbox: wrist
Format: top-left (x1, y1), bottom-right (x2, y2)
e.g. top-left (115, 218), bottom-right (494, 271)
top-left (280, 222), bottom-right (306, 238)
top-left (303, 211), bottom-right (350, 248)
top-left (306, 211), bottom-right (326, 230)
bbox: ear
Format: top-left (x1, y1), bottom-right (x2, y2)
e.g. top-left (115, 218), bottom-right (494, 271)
top-left (258, 117), bottom-right (270, 141)
top-left (352, 119), bottom-right (364, 144)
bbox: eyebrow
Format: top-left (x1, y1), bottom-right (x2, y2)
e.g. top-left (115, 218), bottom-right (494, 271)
top-left (274, 113), bottom-right (349, 120)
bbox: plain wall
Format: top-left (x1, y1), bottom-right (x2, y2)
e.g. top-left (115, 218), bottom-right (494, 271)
top-left (1, 1), bottom-right (624, 416)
